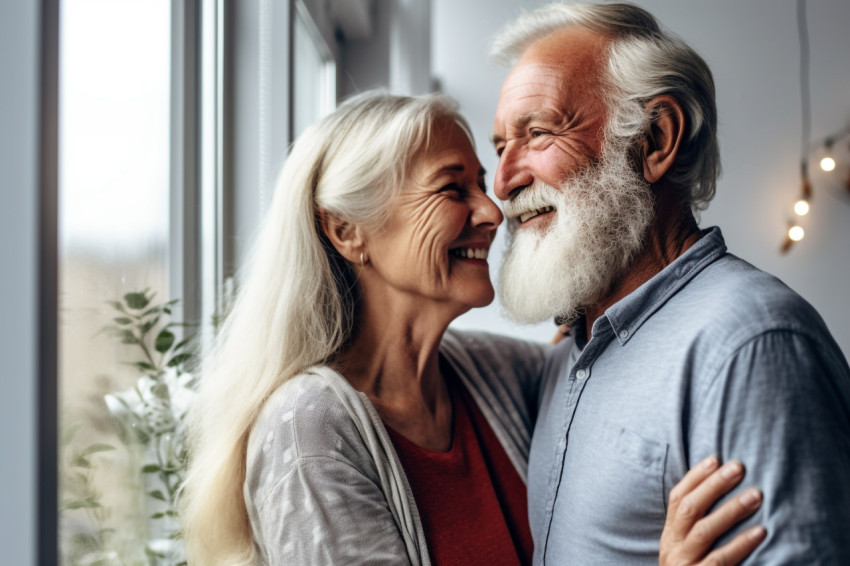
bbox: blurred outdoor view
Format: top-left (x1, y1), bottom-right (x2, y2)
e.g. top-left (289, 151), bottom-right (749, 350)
top-left (58, 0), bottom-right (176, 563)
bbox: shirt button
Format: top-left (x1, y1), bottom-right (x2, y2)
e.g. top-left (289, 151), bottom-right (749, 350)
top-left (619, 329), bottom-right (629, 339)
top-left (576, 369), bottom-right (587, 380)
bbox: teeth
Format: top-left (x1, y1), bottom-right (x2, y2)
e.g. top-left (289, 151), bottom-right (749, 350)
top-left (451, 248), bottom-right (489, 260)
top-left (518, 205), bottom-right (555, 223)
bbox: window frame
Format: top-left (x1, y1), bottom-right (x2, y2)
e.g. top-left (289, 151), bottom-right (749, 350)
top-left (17, 0), bottom-right (348, 560)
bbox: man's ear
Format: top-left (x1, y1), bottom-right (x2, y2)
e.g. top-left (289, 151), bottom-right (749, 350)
top-left (318, 208), bottom-right (365, 264)
top-left (640, 95), bottom-right (686, 184)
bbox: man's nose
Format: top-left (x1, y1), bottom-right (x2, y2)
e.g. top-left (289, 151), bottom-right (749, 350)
top-left (494, 142), bottom-right (534, 201)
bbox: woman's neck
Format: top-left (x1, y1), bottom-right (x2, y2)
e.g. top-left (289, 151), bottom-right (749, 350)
top-left (334, 295), bottom-right (457, 451)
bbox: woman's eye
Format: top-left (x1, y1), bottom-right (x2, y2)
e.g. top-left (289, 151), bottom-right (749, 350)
top-left (440, 183), bottom-right (462, 195)
top-left (530, 130), bottom-right (547, 138)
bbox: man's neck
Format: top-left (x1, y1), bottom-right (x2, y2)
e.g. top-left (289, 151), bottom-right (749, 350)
top-left (583, 195), bottom-right (702, 338)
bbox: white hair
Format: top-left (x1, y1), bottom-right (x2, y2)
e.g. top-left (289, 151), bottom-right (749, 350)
top-left (180, 92), bottom-right (470, 565)
top-left (491, 2), bottom-right (720, 212)
top-left (499, 125), bottom-right (655, 323)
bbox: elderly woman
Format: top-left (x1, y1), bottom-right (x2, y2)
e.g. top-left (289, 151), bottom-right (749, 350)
top-left (181, 93), bottom-right (762, 565)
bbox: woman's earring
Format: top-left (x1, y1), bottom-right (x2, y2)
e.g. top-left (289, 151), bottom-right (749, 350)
top-left (360, 252), bottom-right (365, 268)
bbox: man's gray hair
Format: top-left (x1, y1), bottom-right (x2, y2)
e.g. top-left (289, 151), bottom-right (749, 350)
top-left (491, 2), bottom-right (720, 212)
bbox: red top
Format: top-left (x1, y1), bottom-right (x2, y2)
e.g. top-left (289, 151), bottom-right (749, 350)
top-left (386, 367), bottom-right (533, 566)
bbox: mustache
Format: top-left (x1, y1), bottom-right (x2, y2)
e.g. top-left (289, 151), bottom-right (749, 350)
top-left (501, 180), bottom-right (562, 220)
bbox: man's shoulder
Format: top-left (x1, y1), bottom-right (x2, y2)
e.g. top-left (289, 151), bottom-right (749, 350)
top-left (681, 252), bottom-right (826, 336)
top-left (633, 251), bottom-right (843, 377)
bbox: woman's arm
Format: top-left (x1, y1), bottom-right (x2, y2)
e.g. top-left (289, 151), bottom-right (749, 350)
top-left (251, 457), bottom-right (416, 565)
top-left (659, 456), bottom-right (765, 566)
top-left (245, 373), bottom-right (427, 565)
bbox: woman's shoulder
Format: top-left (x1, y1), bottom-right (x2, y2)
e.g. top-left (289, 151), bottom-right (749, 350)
top-left (442, 328), bottom-right (549, 379)
top-left (248, 368), bottom-right (367, 462)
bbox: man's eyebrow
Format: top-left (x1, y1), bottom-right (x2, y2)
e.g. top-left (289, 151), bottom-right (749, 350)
top-left (491, 110), bottom-right (560, 146)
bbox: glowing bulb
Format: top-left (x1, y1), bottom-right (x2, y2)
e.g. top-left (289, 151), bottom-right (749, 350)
top-left (820, 156), bottom-right (836, 172)
top-left (788, 225), bottom-right (805, 241)
top-left (793, 199), bottom-right (810, 215)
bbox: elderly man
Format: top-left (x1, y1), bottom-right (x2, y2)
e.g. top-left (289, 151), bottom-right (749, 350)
top-left (491, 2), bottom-right (850, 564)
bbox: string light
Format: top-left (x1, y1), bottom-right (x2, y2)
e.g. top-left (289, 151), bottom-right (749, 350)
top-left (781, 0), bottom-right (848, 253)
top-left (782, 0), bottom-right (812, 254)
top-left (781, 223), bottom-right (806, 253)
top-left (794, 199), bottom-right (810, 215)
top-left (789, 225), bottom-right (805, 241)
top-left (820, 139), bottom-right (836, 171)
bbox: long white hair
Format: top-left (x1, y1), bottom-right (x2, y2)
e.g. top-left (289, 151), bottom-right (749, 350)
top-left (491, 2), bottom-right (720, 212)
top-left (181, 92), bottom-right (470, 565)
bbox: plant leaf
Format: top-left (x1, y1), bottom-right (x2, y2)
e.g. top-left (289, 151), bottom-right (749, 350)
top-left (155, 329), bottom-right (175, 353)
top-left (144, 544), bottom-right (166, 557)
top-left (71, 455), bottom-right (91, 469)
top-left (81, 443), bottom-right (116, 456)
top-left (151, 382), bottom-right (169, 400)
top-left (128, 361), bottom-right (157, 372)
top-left (141, 305), bottom-right (163, 317)
top-left (106, 300), bottom-right (128, 313)
top-left (64, 499), bottom-right (100, 510)
top-left (120, 329), bottom-right (139, 345)
top-left (140, 315), bottom-right (160, 336)
top-left (147, 489), bottom-right (167, 502)
top-left (113, 316), bottom-right (134, 325)
top-left (124, 291), bottom-right (150, 310)
top-left (60, 423), bottom-right (83, 446)
top-left (142, 464), bottom-right (162, 473)
top-left (167, 353), bottom-right (193, 367)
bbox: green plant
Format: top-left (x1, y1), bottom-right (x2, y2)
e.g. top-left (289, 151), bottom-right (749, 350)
top-left (103, 290), bottom-right (196, 566)
top-left (59, 424), bottom-right (119, 566)
top-left (104, 290), bottom-right (193, 380)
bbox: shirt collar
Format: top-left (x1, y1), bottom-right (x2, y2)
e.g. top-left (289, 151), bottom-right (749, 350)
top-left (587, 226), bottom-right (728, 346)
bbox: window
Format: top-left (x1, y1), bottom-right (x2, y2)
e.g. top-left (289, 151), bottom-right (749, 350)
top-left (55, 1), bottom-right (343, 563)
top-left (58, 0), bottom-right (176, 563)
top-left (293, 0), bottom-right (336, 139)
top-left (43, 0), bottom-right (367, 561)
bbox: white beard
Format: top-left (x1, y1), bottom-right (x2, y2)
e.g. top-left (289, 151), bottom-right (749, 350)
top-left (498, 139), bottom-right (655, 324)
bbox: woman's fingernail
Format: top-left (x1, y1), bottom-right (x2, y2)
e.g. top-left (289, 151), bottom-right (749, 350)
top-left (701, 455), bottom-right (719, 470)
top-left (747, 525), bottom-right (767, 540)
top-left (739, 488), bottom-right (762, 507)
top-left (721, 461), bottom-right (743, 479)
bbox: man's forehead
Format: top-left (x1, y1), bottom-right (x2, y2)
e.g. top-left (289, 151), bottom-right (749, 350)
top-left (520, 25), bottom-right (611, 67)
top-left (492, 29), bottom-right (610, 133)
top-left (497, 26), bottom-right (610, 100)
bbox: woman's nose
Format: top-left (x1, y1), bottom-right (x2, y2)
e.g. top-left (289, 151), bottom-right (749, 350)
top-left (469, 190), bottom-right (504, 230)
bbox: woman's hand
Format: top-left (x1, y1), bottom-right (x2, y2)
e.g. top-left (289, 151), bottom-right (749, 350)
top-left (550, 323), bottom-right (571, 345)
top-left (659, 456), bottom-right (766, 566)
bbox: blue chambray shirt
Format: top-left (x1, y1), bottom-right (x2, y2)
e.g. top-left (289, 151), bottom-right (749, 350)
top-left (528, 227), bottom-right (850, 565)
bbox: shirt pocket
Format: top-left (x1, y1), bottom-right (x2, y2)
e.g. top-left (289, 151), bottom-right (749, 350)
top-left (600, 421), bottom-right (667, 513)
top-left (561, 420), bottom-right (669, 555)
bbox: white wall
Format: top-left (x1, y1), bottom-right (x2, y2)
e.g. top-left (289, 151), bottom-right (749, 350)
top-left (341, 0), bottom-right (434, 97)
top-left (435, 0), bottom-right (850, 359)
